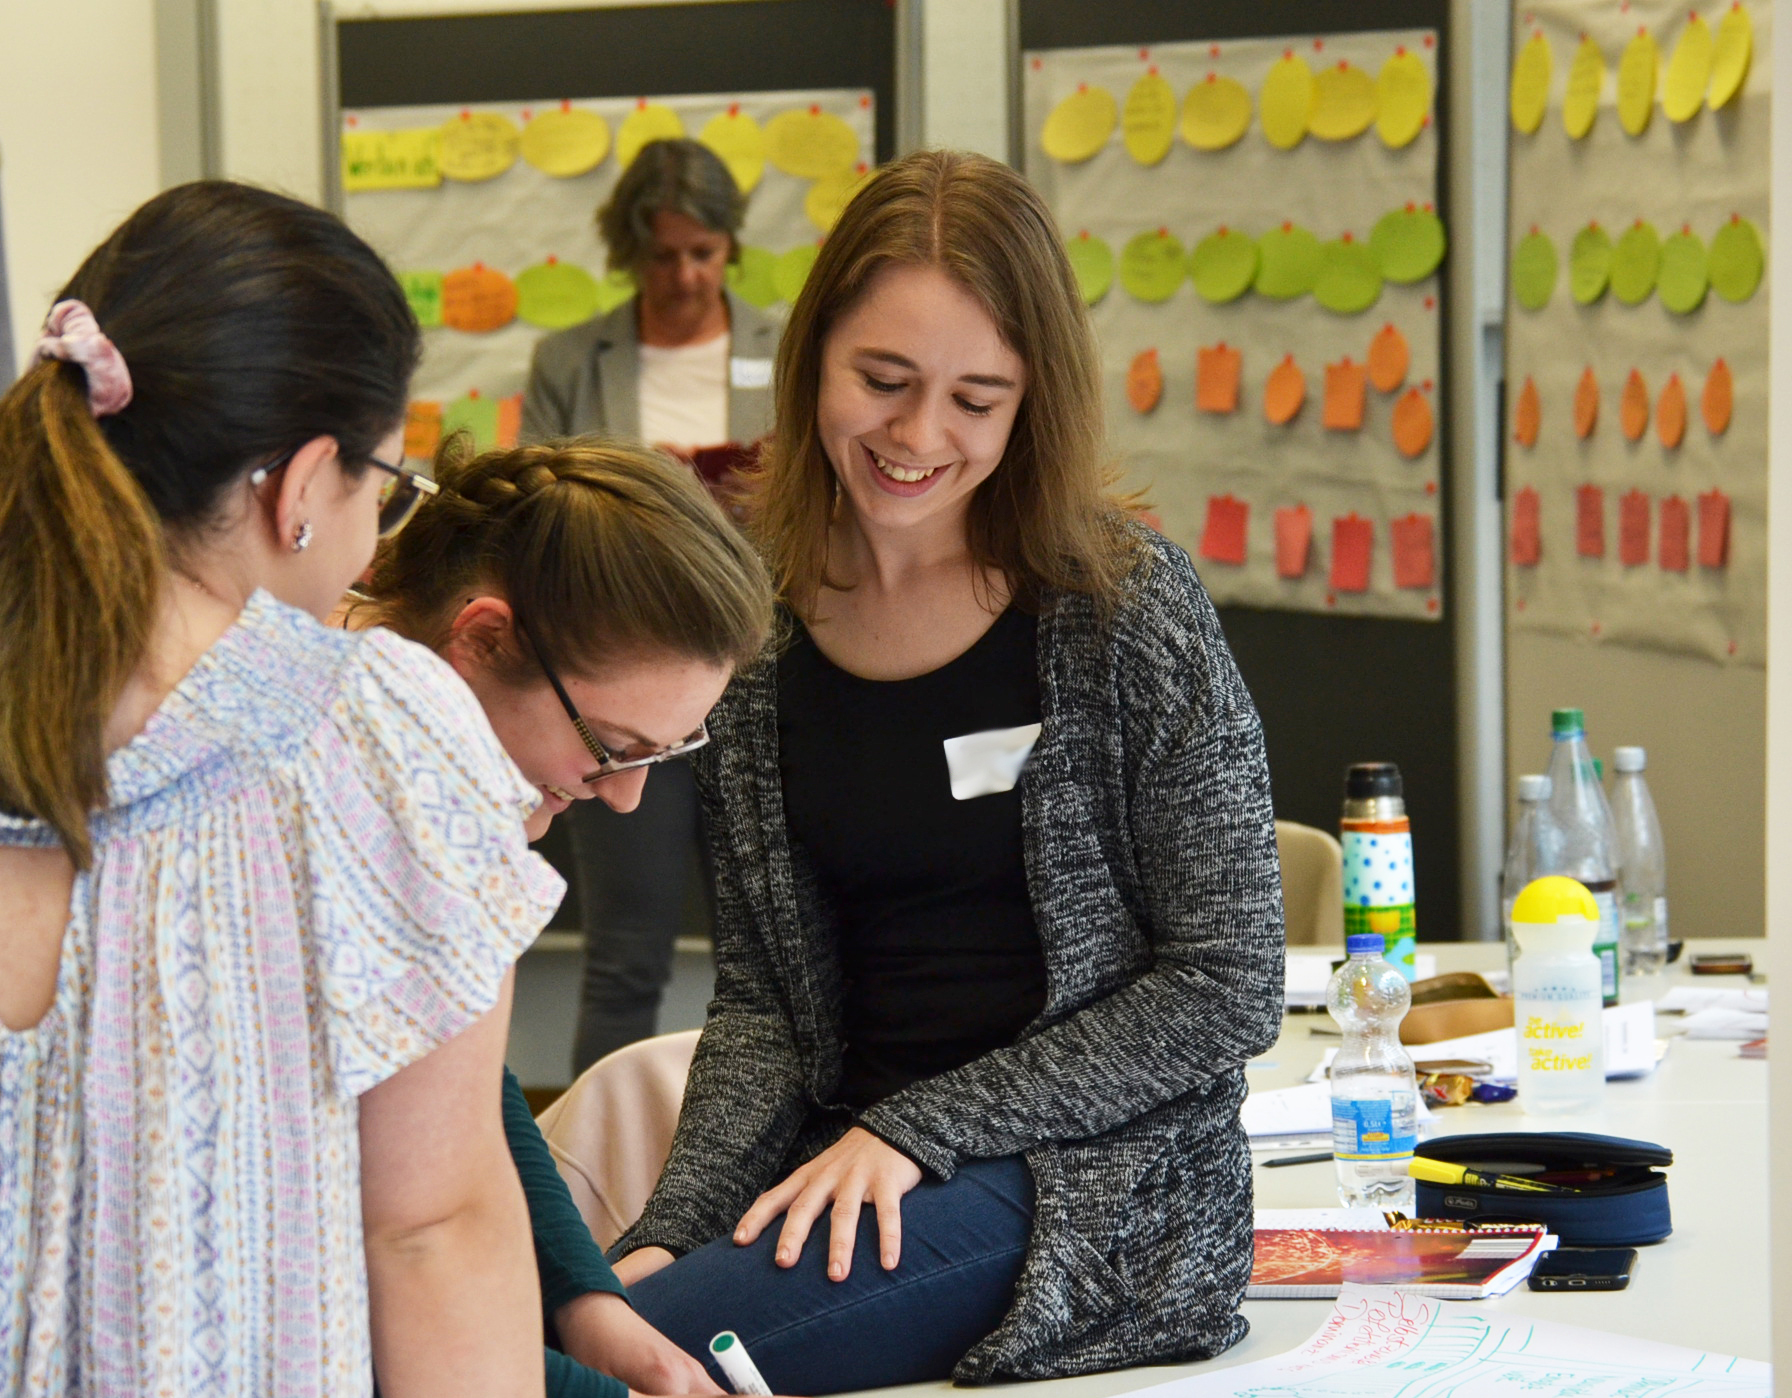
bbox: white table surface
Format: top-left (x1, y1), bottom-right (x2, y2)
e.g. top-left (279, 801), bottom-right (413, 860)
top-left (862, 940), bottom-right (1769, 1398)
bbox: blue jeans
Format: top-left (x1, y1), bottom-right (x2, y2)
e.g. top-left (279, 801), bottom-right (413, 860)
top-left (628, 1156), bottom-right (1035, 1394)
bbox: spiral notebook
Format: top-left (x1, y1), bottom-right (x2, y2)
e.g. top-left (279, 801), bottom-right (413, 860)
top-left (1250, 1209), bottom-right (1552, 1299)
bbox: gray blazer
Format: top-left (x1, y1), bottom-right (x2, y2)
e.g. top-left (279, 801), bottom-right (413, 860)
top-left (613, 526), bottom-right (1287, 1382)
top-left (520, 290), bottom-right (781, 446)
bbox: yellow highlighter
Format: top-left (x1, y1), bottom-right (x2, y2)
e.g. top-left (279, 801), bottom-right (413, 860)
top-left (1409, 1157), bottom-right (1578, 1195)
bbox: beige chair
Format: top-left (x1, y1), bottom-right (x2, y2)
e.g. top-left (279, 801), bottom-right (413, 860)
top-left (534, 1028), bottom-right (700, 1250)
top-left (1276, 819), bottom-right (1344, 946)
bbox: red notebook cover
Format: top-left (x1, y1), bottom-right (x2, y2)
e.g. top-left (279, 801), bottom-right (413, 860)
top-left (1250, 1226), bottom-right (1549, 1299)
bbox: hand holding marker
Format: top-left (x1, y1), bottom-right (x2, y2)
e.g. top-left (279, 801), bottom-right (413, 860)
top-left (710, 1332), bottom-right (772, 1396)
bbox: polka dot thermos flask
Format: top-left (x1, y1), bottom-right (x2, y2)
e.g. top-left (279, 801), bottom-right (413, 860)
top-left (1341, 763), bottom-right (1417, 981)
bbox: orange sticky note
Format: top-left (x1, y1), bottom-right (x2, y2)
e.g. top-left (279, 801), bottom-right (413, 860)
top-left (1574, 367), bottom-right (1599, 439)
top-left (1391, 387), bottom-right (1433, 458)
top-left (1703, 358), bottom-right (1733, 435)
top-left (1275, 505), bottom-right (1313, 578)
top-left (1128, 347), bottom-right (1164, 413)
top-left (1263, 354), bottom-right (1305, 425)
top-left (1330, 513), bottom-right (1373, 592)
top-left (1391, 512), bottom-right (1435, 589)
top-left (1199, 494), bottom-right (1249, 565)
top-left (1511, 486), bottom-right (1542, 567)
top-left (1659, 494), bottom-right (1690, 572)
top-left (496, 393), bottom-right (523, 448)
top-left (1620, 369), bottom-right (1650, 441)
top-left (1619, 489), bottom-right (1651, 566)
top-left (1698, 489), bottom-right (1730, 568)
top-left (1657, 372), bottom-right (1687, 448)
top-left (1513, 375), bottom-right (1541, 447)
top-left (442, 263), bottom-right (520, 332)
top-left (1576, 484), bottom-right (1606, 557)
top-left (1197, 342), bottom-right (1242, 414)
top-left (404, 400), bottom-right (443, 459)
top-left (1368, 322), bottom-right (1409, 392)
top-left (1323, 358), bottom-right (1368, 430)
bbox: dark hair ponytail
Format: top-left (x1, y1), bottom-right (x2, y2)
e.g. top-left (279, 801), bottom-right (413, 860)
top-left (0, 180), bottom-right (420, 865)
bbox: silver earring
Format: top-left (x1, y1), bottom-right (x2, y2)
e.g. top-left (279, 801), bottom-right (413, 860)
top-left (292, 521), bottom-right (313, 553)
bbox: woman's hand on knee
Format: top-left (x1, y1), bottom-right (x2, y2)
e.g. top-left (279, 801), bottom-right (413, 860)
top-left (732, 1127), bottom-right (922, 1281)
top-left (558, 1291), bottom-right (722, 1395)
top-left (614, 1246), bottom-right (678, 1287)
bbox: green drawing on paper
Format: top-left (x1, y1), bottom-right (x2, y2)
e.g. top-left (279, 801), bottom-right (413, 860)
top-left (1313, 238), bottom-right (1383, 314)
top-left (1569, 224), bottom-right (1613, 304)
top-left (400, 270), bottom-right (444, 328)
top-left (1066, 233), bottom-right (1115, 305)
top-left (1610, 221), bottom-right (1661, 305)
top-left (773, 243), bottom-right (821, 305)
top-left (725, 246), bottom-right (780, 310)
top-left (1189, 228), bottom-right (1259, 304)
top-left (1119, 229), bottom-right (1187, 303)
top-left (1709, 216), bottom-right (1765, 302)
top-left (1369, 207), bottom-right (1446, 284)
top-left (516, 261), bottom-right (603, 329)
top-left (1511, 231), bottom-right (1557, 311)
top-left (1657, 231), bottom-right (1709, 314)
top-left (1255, 224), bottom-right (1323, 299)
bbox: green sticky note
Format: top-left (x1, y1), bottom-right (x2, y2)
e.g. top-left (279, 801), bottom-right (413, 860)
top-left (1189, 229), bottom-right (1258, 304)
top-left (1313, 238), bottom-right (1384, 314)
top-left (515, 261), bottom-right (603, 330)
top-left (1369, 207), bottom-right (1446, 284)
top-left (591, 269), bottom-right (638, 316)
top-left (1709, 216), bottom-right (1765, 303)
top-left (443, 393), bottom-right (500, 451)
top-left (1065, 234), bottom-right (1115, 305)
top-left (725, 246), bottom-right (780, 310)
top-left (1254, 225), bottom-right (1323, 300)
top-left (400, 270), bottom-right (444, 328)
top-left (1119, 230), bottom-right (1186, 303)
top-left (1511, 231), bottom-right (1558, 311)
top-left (1569, 224), bottom-right (1613, 304)
top-left (1610, 222), bottom-right (1661, 305)
top-left (773, 244), bottom-right (820, 305)
top-left (1657, 231), bottom-right (1709, 315)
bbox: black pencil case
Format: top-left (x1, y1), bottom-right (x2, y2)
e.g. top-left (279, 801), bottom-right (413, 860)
top-left (1413, 1131), bottom-right (1673, 1246)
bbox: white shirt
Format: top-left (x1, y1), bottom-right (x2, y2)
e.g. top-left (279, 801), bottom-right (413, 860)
top-left (637, 332), bottom-right (730, 450)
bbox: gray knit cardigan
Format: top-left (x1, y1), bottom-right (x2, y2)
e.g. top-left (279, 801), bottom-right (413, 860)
top-left (612, 526), bottom-right (1286, 1381)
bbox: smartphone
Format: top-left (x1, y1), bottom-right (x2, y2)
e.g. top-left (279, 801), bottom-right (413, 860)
top-left (1528, 1247), bottom-right (1638, 1291)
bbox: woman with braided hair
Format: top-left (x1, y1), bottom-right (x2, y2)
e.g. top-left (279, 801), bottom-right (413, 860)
top-left (345, 433), bottom-right (775, 1398)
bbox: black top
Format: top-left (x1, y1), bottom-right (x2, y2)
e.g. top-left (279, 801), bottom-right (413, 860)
top-left (777, 607), bottom-right (1048, 1111)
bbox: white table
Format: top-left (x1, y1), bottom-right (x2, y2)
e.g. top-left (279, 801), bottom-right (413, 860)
top-left (868, 940), bottom-right (1768, 1398)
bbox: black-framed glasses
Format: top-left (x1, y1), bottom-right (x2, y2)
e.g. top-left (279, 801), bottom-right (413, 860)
top-left (514, 617), bottom-right (709, 784)
top-left (250, 450), bottom-right (439, 539)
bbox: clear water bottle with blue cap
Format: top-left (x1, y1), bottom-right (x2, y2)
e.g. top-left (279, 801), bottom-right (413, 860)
top-left (1327, 932), bottom-right (1418, 1209)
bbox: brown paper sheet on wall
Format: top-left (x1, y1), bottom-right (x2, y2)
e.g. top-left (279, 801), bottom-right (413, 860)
top-left (1699, 489), bottom-right (1732, 568)
top-left (1512, 486), bottom-right (1543, 566)
top-left (1391, 512), bottom-right (1435, 588)
top-left (1577, 484), bottom-right (1606, 558)
top-left (1200, 493), bottom-right (1249, 565)
top-left (1660, 494), bottom-right (1691, 572)
top-left (1276, 505), bottom-right (1314, 578)
top-left (1330, 513), bottom-right (1374, 592)
top-left (1197, 343), bottom-right (1242, 414)
top-left (1619, 489), bottom-right (1651, 566)
top-left (1323, 358), bottom-right (1368, 429)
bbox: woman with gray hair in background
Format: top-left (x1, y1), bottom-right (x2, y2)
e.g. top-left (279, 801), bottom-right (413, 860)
top-left (523, 137), bottom-right (781, 1077)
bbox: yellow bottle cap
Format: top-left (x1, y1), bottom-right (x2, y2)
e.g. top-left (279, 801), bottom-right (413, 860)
top-left (1510, 875), bottom-right (1599, 925)
top-left (1408, 1157), bottom-right (1468, 1185)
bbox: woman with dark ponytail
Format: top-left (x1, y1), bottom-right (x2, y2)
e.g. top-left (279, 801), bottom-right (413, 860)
top-left (0, 183), bottom-right (561, 1397)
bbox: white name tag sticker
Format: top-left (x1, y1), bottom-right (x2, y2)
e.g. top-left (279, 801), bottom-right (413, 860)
top-left (942, 723), bottom-right (1043, 801)
top-left (729, 357), bottom-right (774, 389)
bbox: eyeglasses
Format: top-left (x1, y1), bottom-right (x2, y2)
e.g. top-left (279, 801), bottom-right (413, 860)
top-left (250, 449), bottom-right (439, 539)
top-left (514, 617), bottom-right (710, 784)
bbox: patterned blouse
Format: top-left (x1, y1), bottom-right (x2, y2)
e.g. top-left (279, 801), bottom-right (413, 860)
top-left (0, 590), bottom-right (564, 1397)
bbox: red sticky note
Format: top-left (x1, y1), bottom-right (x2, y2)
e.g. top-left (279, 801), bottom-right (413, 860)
top-left (1322, 358), bottom-right (1368, 430)
top-left (1576, 484), bottom-right (1606, 558)
top-left (1698, 489), bottom-right (1731, 568)
top-left (496, 393), bottom-right (523, 449)
top-left (1196, 343), bottom-right (1243, 414)
top-left (1329, 513), bottom-right (1373, 592)
top-left (1618, 489), bottom-right (1650, 567)
top-left (1199, 493), bottom-right (1249, 565)
top-left (1659, 494), bottom-right (1690, 572)
top-left (1391, 513), bottom-right (1435, 589)
top-left (1274, 505), bottom-right (1312, 578)
top-left (1511, 486), bottom-right (1542, 567)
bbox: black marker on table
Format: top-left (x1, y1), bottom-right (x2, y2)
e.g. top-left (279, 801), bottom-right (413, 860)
top-left (1263, 1151), bottom-right (1334, 1168)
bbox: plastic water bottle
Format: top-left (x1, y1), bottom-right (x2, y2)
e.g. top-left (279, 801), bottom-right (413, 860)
top-left (1610, 746), bottom-right (1669, 978)
top-left (1512, 876), bottom-right (1606, 1114)
top-left (1501, 774), bottom-right (1560, 979)
top-left (1327, 933), bottom-right (1418, 1209)
top-left (1541, 709), bottom-right (1621, 1005)
top-left (1340, 763), bottom-right (1417, 981)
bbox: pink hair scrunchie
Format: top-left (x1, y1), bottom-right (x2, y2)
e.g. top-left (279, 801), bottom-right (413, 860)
top-left (32, 299), bottom-right (134, 418)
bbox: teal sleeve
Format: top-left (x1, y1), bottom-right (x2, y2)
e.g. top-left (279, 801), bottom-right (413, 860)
top-left (545, 1345), bottom-right (630, 1398)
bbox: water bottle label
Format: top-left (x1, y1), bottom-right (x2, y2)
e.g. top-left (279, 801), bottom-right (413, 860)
top-left (1331, 1096), bottom-right (1418, 1161)
top-left (1591, 888), bottom-right (1619, 1002)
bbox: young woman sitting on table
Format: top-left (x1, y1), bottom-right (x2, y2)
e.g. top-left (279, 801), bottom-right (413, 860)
top-left (346, 435), bottom-right (774, 1398)
top-left (610, 150), bottom-right (1287, 1393)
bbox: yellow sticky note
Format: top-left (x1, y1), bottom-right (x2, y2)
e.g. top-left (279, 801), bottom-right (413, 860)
top-left (617, 102), bottom-right (687, 170)
top-left (1376, 48), bottom-right (1430, 148)
top-left (1122, 70), bottom-right (1177, 166)
top-left (804, 165), bottom-right (871, 233)
top-left (520, 106), bottom-right (610, 178)
top-left (1664, 13), bottom-right (1714, 122)
top-left (1041, 84), bottom-right (1117, 163)
top-left (1310, 60), bottom-right (1377, 141)
top-left (1181, 73), bottom-right (1251, 150)
top-left (1510, 31), bottom-right (1552, 134)
top-left (343, 127), bottom-right (442, 192)
top-left (1709, 3), bottom-right (1754, 109)
top-left (699, 108), bottom-right (766, 194)
top-left (1260, 52), bottom-right (1315, 150)
top-left (1618, 28), bottom-right (1658, 135)
top-left (438, 112), bottom-right (519, 183)
top-left (765, 106), bottom-right (859, 180)
top-left (1562, 36), bottom-right (1604, 139)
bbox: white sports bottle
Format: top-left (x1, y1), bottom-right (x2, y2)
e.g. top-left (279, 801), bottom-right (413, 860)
top-left (1512, 876), bottom-right (1606, 1115)
top-left (1327, 932), bottom-right (1418, 1209)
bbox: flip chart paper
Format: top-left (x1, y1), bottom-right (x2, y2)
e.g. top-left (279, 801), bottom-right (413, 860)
top-left (1260, 52), bottom-right (1315, 149)
top-left (1309, 60), bottom-right (1377, 141)
top-left (1181, 72), bottom-right (1252, 150)
top-left (1391, 513), bottom-right (1435, 589)
top-left (439, 111), bottom-right (520, 182)
top-left (764, 106), bottom-right (856, 179)
top-left (1618, 28), bottom-right (1659, 135)
top-left (1709, 215), bottom-right (1765, 301)
top-left (400, 270), bottom-right (444, 328)
top-left (1330, 514), bottom-right (1374, 592)
top-left (441, 264), bottom-right (518, 333)
top-left (1513, 375), bottom-right (1541, 448)
top-left (1314, 237), bottom-right (1382, 314)
top-left (1322, 358), bottom-right (1367, 430)
top-left (1575, 366), bottom-right (1600, 439)
top-left (1041, 84), bottom-right (1117, 162)
top-left (1367, 323), bottom-right (1409, 392)
top-left (1512, 230), bottom-right (1558, 310)
top-left (1196, 342), bottom-right (1243, 414)
top-left (1512, 486), bottom-right (1543, 566)
top-left (772, 243), bottom-right (819, 304)
top-left (1254, 224), bottom-right (1322, 299)
top-left (1663, 12), bottom-right (1714, 122)
top-left (804, 165), bottom-right (870, 232)
top-left (1510, 31), bottom-right (1552, 134)
top-left (1610, 221), bottom-right (1661, 304)
top-left (1391, 387), bottom-right (1433, 457)
top-left (1122, 70), bottom-right (1177, 165)
top-left (444, 391), bottom-right (499, 450)
top-left (520, 106), bottom-right (610, 177)
top-left (1199, 494), bottom-right (1249, 566)
top-left (1376, 48), bottom-right (1430, 148)
top-left (1699, 489), bottom-right (1732, 567)
top-left (1570, 222), bottom-right (1614, 303)
top-left (515, 260), bottom-right (602, 329)
top-left (1275, 505), bottom-right (1313, 578)
top-left (1704, 358), bottom-right (1734, 434)
top-left (698, 108), bottom-right (766, 193)
top-left (1660, 494), bottom-right (1691, 571)
top-left (1563, 35), bottom-right (1604, 138)
top-left (1120, 229), bottom-right (1186, 302)
top-left (404, 400), bottom-right (443, 460)
top-left (1369, 206), bottom-right (1445, 283)
top-left (1066, 232), bottom-right (1115, 305)
top-left (725, 246), bottom-right (779, 309)
top-left (1263, 354), bottom-right (1306, 424)
top-left (1127, 348), bottom-right (1164, 413)
top-left (1577, 484), bottom-right (1606, 558)
top-left (1620, 489), bottom-right (1652, 566)
top-left (1659, 225), bottom-right (1711, 311)
top-left (1621, 368), bottom-right (1651, 441)
top-left (1709, 3), bottom-right (1754, 109)
top-left (1657, 372), bottom-right (1688, 448)
top-left (1189, 228), bottom-right (1258, 303)
top-left (343, 127), bottom-right (442, 191)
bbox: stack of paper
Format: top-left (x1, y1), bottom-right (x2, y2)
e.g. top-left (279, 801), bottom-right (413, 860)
top-left (1660, 986), bottom-right (1769, 1041)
